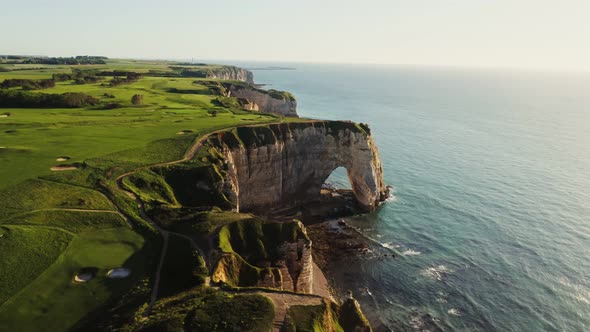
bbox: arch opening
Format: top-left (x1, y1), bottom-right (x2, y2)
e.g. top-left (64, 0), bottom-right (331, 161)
top-left (322, 166), bottom-right (351, 191)
top-left (321, 166), bottom-right (352, 195)
top-left (298, 166), bottom-right (364, 222)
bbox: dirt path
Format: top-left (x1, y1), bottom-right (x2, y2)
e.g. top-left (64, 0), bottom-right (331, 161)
top-left (19, 208), bottom-right (127, 221)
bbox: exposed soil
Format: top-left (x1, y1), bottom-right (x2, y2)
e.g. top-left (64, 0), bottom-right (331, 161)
top-left (55, 156), bottom-right (70, 162)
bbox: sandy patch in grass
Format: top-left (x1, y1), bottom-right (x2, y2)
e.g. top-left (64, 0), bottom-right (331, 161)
top-left (176, 130), bottom-right (193, 135)
top-left (73, 267), bottom-right (98, 283)
top-left (55, 156), bottom-right (71, 162)
top-left (50, 165), bottom-right (79, 171)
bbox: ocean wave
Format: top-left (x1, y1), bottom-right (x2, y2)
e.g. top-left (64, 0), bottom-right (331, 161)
top-left (384, 185), bottom-right (397, 202)
top-left (421, 265), bottom-right (452, 281)
top-left (447, 308), bottom-right (462, 317)
top-left (402, 249), bottom-right (422, 256)
top-left (382, 242), bottom-right (401, 250)
top-left (436, 291), bottom-right (448, 303)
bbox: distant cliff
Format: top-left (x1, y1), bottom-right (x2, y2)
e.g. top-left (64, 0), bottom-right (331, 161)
top-left (223, 82), bottom-right (298, 117)
top-left (207, 66), bottom-right (254, 83)
top-left (206, 121), bottom-right (388, 212)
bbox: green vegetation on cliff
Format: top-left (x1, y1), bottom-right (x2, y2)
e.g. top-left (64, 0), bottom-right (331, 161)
top-left (282, 298), bottom-right (372, 332)
top-left (104, 287), bottom-right (274, 332)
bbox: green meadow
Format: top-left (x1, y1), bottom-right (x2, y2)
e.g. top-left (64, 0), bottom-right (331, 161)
top-left (0, 58), bottom-right (289, 331)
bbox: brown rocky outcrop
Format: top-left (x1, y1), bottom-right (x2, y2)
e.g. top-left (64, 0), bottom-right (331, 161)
top-left (208, 121), bottom-right (388, 212)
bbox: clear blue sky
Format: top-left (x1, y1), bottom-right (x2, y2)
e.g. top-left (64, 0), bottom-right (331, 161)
top-left (1, 0), bottom-right (589, 70)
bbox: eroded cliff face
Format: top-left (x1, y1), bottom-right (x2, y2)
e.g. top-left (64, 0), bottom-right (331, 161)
top-left (225, 84), bottom-right (298, 117)
top-left (211, 219), bottom-right (314, 293)
top-left (207, 66), bottom-right (254, 83)
top-left (207, 121), bottom-right (388, 212)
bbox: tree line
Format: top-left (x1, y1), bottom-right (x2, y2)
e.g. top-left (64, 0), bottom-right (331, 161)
top-left (0, 90), bottom-right (99, 108)
top-left (0, 79), bottom-right (56, 90)
top-left (21, 56), bottom-right (108, 65)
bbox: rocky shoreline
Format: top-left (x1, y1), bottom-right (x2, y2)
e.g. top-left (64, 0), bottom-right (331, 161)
top-left (307, 218), bottom-right (397, 332)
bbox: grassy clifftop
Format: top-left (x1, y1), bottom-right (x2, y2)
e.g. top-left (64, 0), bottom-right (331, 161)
top-left (0, 58), bottom-right (286, 331)
top-left (0, 57), bottom-right (374, 331)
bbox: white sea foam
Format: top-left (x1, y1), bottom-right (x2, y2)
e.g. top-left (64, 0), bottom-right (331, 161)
top-left (385, 193), bottom-right (397, 203)
top-left (436, 291), bottom-right (448, 303)
top-left (421, 265), bottom-right (452, 281)
top-left (402, 249), bottom-right (422, 256)
top-left (381, 242), bottom-right (400, 249)
top-left (448, 308), bottom-right (462, 316)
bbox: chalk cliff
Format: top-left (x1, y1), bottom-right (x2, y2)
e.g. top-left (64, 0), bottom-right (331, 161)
top-left (211, 219), bottom-right (314, 293)
top-left (207, 66), bottom-right (254, 83)
top-left (206, 121), bottom-right (388, 212)
top-left (223, 83), bottom-right (298, 117)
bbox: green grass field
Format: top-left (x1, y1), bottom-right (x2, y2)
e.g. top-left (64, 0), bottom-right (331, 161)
top-left (0, 57), bottom-right (344, 331)
top-left (0, 58), bottom-right (292, 330)
top-left (0, 227), bottom-right (147, 331)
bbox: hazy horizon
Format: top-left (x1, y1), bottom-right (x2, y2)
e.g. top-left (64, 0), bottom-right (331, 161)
top-left (2, 0), bottom-right (589, 72)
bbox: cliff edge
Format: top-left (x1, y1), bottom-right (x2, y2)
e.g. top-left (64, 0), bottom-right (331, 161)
top-left (206, 121), bottom-right (388, 212)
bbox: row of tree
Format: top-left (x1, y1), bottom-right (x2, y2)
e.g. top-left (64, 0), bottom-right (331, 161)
top-left (0, 90), bottom-right (99, 108)
top-left (52, 70), bottom-right (102, 84)
top-left (0, 79), bottom-right (56, 90)
top-left (21, 56), bottom-right (108, 65)
top-left (108, 72), bottom-right (142, 87)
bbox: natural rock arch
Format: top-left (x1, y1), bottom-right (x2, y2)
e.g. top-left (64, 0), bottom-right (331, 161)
top-left (322, 166), bottom-right (351, 190)
top-left (209, 121), bottom-right (388, 212)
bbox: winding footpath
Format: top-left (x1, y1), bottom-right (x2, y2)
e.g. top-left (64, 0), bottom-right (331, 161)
top-left (113, 119), bottom-right (327, 322)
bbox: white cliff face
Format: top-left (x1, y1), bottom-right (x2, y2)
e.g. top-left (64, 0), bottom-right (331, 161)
top-left (209, 121), bottom-right (388, 212)
top-left (226, 85), bottom-right (298, 117)
top-left (207, 67), bottom-right (254, 83)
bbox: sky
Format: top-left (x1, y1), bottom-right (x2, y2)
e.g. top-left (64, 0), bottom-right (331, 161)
top-left (1, 0), bottom-right (590, 71)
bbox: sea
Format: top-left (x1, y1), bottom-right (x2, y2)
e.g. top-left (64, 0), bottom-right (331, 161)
top-left (218, 61), bottom-right (590, 331)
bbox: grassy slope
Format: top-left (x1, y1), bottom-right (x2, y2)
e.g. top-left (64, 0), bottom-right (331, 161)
top-left (0, 225), bottom-right (72, 305)
top-left (0, 60), bottom-right (280, 189)
top-left (0, 227), bottom-right (146, 331)
top-left (0, 60), bottom-right (270, 329)
top-left (122, 288), bottom-right (275, 332)
top-left (0, 59), bottom-right (328, 331)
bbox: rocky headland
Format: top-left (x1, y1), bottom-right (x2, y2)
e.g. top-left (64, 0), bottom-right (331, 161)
top-left (223, 82), bottom-right (298, 117)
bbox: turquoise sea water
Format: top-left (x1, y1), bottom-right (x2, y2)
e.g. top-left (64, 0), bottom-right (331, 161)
top-left (230, 62), bottom-right (590, 331)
